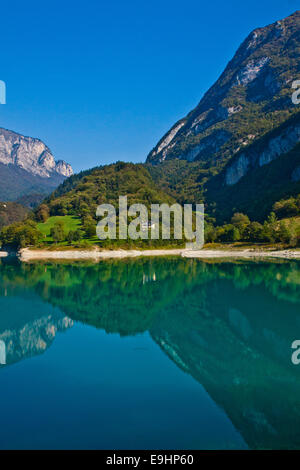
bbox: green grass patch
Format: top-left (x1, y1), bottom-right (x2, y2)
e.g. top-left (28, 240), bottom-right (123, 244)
top-left (37, 216), bottom-right (82, 242)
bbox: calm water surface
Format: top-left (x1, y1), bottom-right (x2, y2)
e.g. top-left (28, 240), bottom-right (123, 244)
top-left (0, 257), bottom-right (300, 449)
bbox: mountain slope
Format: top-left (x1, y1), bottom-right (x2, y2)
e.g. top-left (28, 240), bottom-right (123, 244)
top-left (0, 128), bottom-right (73, 203)
top-left (145, 10), bottom-right (300, 223)
top-left (0, 201), bottom-right (29, 229)
top-left (0, 162), bottom-right (67, 203)
top-left (147, 10), bottom-right (300, 172)
top-left (45, 162), bottom-right (175, 218)
top-left (206, 111), bottom-right (300, 222)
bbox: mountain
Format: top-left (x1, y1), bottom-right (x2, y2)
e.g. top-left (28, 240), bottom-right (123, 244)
top-left (0, 201), bottom-right (29, 229)
top-left (148, 11), bottom-right (300, 166)
top-left (0, 128), bottom-right (73, 204)
top-left (146, 11), bottom-right (300, 221)
top-left (44, 162), bottom-right (175, 217)
top-left (206, 111), bottom-right (300, 221)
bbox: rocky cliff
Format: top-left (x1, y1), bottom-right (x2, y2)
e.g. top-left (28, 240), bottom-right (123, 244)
top-left (145, 10), bottom-right (300, 222)
top-left (0, 128), bottom-right (73, 178)
top-left (147, 11), bottom-right (300, 169)
top-left (0, 128), bottom-right (73, 203)
top-left (204, 111), bottom-right (300, 222)
top-left (224, 111), bottom-right (300, 186)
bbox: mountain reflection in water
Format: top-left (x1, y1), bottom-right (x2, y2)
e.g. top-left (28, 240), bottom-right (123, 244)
top-left (0, 257), bottom-right (300, 450)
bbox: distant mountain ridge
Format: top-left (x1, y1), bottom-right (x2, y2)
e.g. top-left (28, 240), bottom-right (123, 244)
top-left (0, 127), bottom-right (73, 178)
top-left (0, 127), bottom-right (73, 204)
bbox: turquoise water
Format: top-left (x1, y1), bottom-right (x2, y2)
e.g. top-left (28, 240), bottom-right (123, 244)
top-left (0, 257), bottom-right (300, 450)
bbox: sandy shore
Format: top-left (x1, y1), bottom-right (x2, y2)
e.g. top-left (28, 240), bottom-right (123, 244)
top-left (19, 248), bottom-right (184, 261)
top-left (18, 247), bottom-right (300, 261)
top-left (181, 249), bottom-right (300, 260)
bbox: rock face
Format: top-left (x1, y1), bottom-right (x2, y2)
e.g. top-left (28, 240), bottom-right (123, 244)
top-left (224, 113), bottom-right (300, 185)
top-left (0, 128), bottom-right (73, 202)
top-left (147, 11), bottom-right (300, 166)
top-left (0, 128), bottom-right (73, 178)
top-left (204, 110), bottom-right (300, 222)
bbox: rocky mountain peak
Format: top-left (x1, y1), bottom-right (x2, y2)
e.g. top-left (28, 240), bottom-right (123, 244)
top-left (0, 127), bottom-right (73, 179)
top-left (147, 11), bottom-right (300, 165)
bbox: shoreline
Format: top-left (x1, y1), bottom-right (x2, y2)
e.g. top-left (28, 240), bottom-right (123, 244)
top-left (13, 247), bottom-right (300, 261)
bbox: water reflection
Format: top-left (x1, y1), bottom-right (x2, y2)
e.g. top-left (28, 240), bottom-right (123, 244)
top-left (0, 267), bottom-right (73, 366)
top-left (0, 257), bottom-right (300, 449)
top-left (0, 339), bottom-right (6, 364)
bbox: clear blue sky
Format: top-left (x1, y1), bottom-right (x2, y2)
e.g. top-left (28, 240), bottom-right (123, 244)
top-left (0, 0), bottom-right (298, 173)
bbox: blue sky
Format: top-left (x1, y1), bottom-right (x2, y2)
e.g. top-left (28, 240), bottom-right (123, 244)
top-left (0, 0), bottom-right (298, 173)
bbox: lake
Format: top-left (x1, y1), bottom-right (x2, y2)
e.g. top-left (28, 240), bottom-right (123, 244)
top-left (0, 257), bottom-right (299, 450)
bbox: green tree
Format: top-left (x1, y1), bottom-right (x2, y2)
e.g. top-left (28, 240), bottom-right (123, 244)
top-left (231, 213), bottom-right (250, 236)
top-left (216, 224), bottom-right (240, 243)
top-left (0, 220), bottom-right (41, 248)
top-left (84, 224), bottom-right (96, 238)
top-left (67, 229), bottom-right (82, 244)
top-left (36, 204), bottom-right (50, 222)
top-left (277, 221), bottom-right (292, 244)
top-left (245, 221), bottom-right (264, 242)
top-left (50, 220), bottom-right (65, 243)
top-left (73, 229), bottom-right (82, 242)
